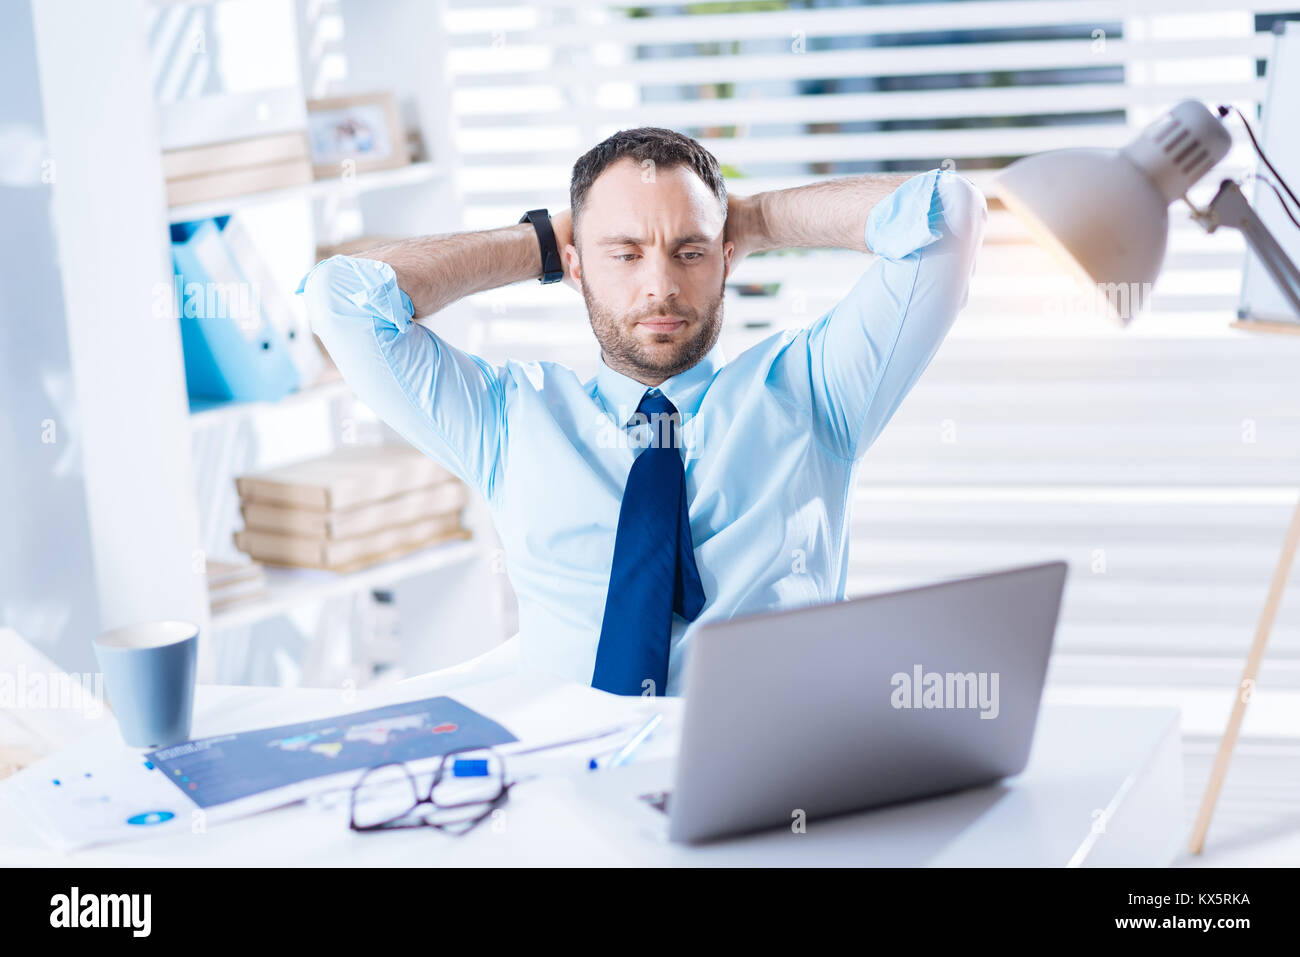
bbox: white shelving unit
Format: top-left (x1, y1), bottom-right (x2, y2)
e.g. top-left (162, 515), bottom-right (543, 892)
top-left (188, 376), bottom-right (354, 429)
top-left (211, 538), bottom-right (480, 631)
top-left (30, 0), bottom-right (510, 685)
top-left (167, 160), bottom-right (447, 225)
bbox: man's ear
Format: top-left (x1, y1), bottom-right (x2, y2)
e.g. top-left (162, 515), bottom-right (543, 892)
top-left (563, 242), bottom-right (583, 292)
top-left (722, 239), bottom-right (735, 281)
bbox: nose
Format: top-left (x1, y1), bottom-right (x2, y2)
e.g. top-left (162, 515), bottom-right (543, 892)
top-left (641, 251), bottom-right (680, 308)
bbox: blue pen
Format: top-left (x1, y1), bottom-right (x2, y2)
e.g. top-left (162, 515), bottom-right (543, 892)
top-left (590, 712), bottom-right (664, 770)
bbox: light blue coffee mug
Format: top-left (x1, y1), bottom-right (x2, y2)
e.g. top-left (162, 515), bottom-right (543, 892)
top-left (92, 620), bottom-right (199, 748)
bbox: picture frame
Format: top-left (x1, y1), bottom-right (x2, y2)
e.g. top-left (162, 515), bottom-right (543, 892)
top-left (304, 91), bottom-right (409, 179)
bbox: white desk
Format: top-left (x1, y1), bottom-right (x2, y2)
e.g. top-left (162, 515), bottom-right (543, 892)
top-left (0, 669), bottom-right (1183, 867)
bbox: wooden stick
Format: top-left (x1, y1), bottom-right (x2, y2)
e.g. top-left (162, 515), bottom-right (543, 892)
top-left (1187, 491), bottom-right (1300, 854)
top-left (1230, 319), bottom-right (1300, 337)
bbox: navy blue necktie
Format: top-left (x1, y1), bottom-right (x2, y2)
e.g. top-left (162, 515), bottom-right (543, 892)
top-left (592, 390), bottom-right (705, 696)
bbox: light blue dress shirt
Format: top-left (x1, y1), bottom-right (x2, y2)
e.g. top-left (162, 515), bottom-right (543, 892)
top-left (297, 168), bottom-right (987, 694)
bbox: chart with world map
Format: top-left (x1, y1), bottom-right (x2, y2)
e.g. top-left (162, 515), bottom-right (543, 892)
top-left (147, 696), bottom-right (517, 808)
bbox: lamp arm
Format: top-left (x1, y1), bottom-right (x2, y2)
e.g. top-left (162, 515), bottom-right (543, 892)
top-left (1190, 179), bottom-right (1300, 321)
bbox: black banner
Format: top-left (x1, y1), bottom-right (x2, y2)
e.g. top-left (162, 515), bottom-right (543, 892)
top-left (2, 866), bottom-right (1284, 943)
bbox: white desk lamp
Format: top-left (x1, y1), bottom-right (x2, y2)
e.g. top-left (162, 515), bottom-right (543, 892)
top-left (992, 99), bottom-right (1300, 856)
top-left (993, 99), bottom-right (1300, 324)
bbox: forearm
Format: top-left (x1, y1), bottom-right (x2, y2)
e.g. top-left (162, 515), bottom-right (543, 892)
top-left (741, 172), bottom-right (914, 255)
top-left (354, 218), bottom-right (562, 320)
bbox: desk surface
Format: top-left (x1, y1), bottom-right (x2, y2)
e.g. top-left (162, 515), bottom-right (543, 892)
top-left (0, 669), bottom-right (1183, 867)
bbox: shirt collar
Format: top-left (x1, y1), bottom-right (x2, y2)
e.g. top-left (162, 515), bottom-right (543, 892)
top-left (593, 339), bottom-right (727, 427)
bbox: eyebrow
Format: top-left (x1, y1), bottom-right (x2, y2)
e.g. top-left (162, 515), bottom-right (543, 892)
top-left (597, 233), bottom-right (712, 247)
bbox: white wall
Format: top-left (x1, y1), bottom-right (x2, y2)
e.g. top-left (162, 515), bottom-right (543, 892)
top-left (0, 0), bottom-right (103, 673)
top-left (0, 0), bottom-right (210, 675)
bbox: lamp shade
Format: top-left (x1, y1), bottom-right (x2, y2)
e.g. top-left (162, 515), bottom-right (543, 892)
top-left (992, 100), bottom-right (1231, 324)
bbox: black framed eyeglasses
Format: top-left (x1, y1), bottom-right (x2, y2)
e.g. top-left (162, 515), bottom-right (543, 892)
top-left (348, 746), bottom-right (510, 837)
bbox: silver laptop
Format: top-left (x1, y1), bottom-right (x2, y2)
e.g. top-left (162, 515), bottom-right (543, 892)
top-left (588, 560), bottom-right (1068, 844)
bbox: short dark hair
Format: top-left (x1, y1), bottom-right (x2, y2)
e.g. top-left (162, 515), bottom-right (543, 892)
top-left (569, 127), bottom-right (727, 243)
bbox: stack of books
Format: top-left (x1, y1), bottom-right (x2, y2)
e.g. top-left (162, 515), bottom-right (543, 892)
top-left (233, 444), bottom-right (471, 573)
top-left (164, 131), bottom-right (313, 208)
top-left (205, 560), bottom-right (269, 613)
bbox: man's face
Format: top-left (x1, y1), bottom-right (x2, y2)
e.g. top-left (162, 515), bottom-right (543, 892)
top-left (567, 158), bottom-right (733, 385)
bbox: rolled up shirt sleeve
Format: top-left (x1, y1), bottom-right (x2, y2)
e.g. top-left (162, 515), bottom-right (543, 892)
top-left (296, 255), bottom-right (506, 503)
top-left (770, 167), bottom-right (988, 462)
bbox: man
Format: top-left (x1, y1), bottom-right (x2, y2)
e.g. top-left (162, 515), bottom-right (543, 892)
top-left (298, 127), bottom-right (986, 696)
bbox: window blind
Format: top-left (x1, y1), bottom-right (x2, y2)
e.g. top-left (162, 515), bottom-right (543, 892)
top-left (445, 1), bottom-right (1300, 685)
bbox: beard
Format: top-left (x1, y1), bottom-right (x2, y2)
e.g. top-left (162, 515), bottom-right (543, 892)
top-left (581, 268), bottom-right (725, 381)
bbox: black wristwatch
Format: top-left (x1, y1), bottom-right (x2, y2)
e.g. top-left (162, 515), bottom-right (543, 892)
top-left (519, 208), bottom-right (564, 284)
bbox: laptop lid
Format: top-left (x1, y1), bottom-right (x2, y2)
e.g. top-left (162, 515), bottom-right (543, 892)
top-left (668, 560), bottom-right (1068, 843)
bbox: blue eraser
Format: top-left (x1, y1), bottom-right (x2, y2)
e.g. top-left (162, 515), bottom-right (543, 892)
top-left (452, 758), bottom-right (490, 778)
top-left (588, 758), bottom-right (599, 771)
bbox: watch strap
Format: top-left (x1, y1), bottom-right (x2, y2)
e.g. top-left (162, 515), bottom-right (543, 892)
top-left (519, 208), bottom-right (563, 284)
